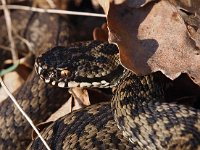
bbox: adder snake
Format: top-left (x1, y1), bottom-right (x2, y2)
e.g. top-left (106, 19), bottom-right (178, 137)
top-left (29, 41), bottom-right (200, 149)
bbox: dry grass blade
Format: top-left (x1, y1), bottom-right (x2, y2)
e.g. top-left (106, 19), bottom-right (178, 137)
top-left (0, 5), bottom-right (106, 17)
top-left (0, 77), bottom-right (51, 150)
top-left (1, 0), bottom-right (18, 64)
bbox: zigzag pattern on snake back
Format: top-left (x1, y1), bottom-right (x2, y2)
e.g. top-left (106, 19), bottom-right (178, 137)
top-left (30, 41), bottom-right (200, 150)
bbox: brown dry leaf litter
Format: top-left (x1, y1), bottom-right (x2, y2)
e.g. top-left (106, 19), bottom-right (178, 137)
top-left (97, 0), bottom-right (155, 15)
top-left (168, 0), bottom-right (200, 15)
top-left (0, 72), bottom-right (24, 102)
top-left (98, 0), bottom-right (200, 86)
top-left (93, 23), bottom-right (108, 41)
top-left (69, 87), bottom-right (91, 109)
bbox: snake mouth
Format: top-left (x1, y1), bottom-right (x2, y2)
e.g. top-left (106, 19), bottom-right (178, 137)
top-left (35, 60), bottom-right (117, 89)
top-left (35, 59), bottom-right (111, 88)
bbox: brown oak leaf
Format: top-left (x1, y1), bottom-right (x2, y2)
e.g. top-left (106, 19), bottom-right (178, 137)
top-left (99, 0), bottom-right (200, 86)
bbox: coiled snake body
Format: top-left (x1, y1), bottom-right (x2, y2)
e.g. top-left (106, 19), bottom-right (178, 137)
top-left (29, 41), bottom-right (200, 150)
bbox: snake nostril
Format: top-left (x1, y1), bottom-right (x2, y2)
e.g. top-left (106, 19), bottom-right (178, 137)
top-left (48, 71), bottom-right (55, 78)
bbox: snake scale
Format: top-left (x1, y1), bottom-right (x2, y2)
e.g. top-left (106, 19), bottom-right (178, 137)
top-left (28, 41), bottom-right (200, 149)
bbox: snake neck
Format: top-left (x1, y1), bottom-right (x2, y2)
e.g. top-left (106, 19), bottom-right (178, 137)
top-left (111, 70), bottom-right (166, 148)
top-left (112, 70), bottom-right (165, 107)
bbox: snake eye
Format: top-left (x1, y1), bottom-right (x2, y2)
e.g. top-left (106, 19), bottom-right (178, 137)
top-left (60, 69), bottom-right (71, 77)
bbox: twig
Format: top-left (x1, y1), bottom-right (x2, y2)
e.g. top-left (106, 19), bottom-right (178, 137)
top-left (0, 5), bottom-right (106, 17)
top-left (0, 45), bottom-right (11, 51)
top-left (15, 34), bottom-right (34, 52)
top-left (1, 0), bottom-right (18, 64)
top-left (0, 77), bottom-right (51, 150)
top-left (11, 27), bottom-right (34, 52)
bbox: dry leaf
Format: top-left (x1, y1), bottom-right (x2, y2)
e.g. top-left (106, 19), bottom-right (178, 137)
top-left (93, 23), bottom-right (108, 41)
top-left (69, 87), bottom-right (90, 109)
top-left (0, 72), bottom-right (24, 102)
top-left (101, 0), bottom-right (200, 86)
top-left (168, 0), bottom-right (200, 15)
top-left (91, 0), bottom-right (101, 9)
top-left (98, 0), bottom-right (155, 14)
top-left (179, 11), bottom-right (200, 50)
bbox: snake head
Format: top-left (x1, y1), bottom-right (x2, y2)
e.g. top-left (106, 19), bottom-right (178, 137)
top-left (35, 41), bottom-right (124, 88)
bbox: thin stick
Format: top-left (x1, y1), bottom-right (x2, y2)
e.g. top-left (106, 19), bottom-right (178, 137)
top-left (1, 0), bottom-right (18, 64)
top-left (15, 34), bottom-right (33, 52)
top-left (0, 45), bottom-right (11, 51)
top-left (11, 27), bottom-right (34, 52)
top-left (0, 77), bottom-right (51, 150)
top-left (0, 5), bottom-right (106, 17)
